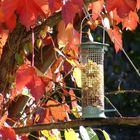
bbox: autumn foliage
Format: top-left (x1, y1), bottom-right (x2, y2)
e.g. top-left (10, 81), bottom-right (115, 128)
top-left (0, 0), bottom-right (140, 139)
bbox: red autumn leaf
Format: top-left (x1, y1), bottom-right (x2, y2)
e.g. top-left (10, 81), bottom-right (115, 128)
top-left (5, 14), bottom-right (16, 31)
top-left (106, 0), bottom-right (136, 18)
top-left (16, 64), bottom-right (36, 92)
top-left (2, 0), bottom-right (50, 30)
top-left (122, 11), bottom-right (139, 31)
top-left (107, 26), bottom-right (122, 53)
top-left (61, 1), bottom-right (79, 26)
top-left (16, 0), bottom-right (49, 29)
top-left (20, 135), bottom-right (29, 140)
top-left (2, 0), bottom-right (18, 20)
top-left (43, 34), bottom-right (52, 46)
top-left (29, 76), bottom-right (45, 102)
top-left (0, 7), bottom-right (4, 23)
top-left (46, 100), bottom-right (69, 122)
top-left (109, 9), bottom-right (121, 25)
top-left (137, 0), bottom-right (140, 10)
top-left (1, 0), bottom-right (18, 30)
top-left (67, 30), bottom-right (80, 59)
top-left (0, 126), bottom-right (16, 140)
top-left (63, 60), bottom-right (72, 74)
top-left (71, 0), bottom-right (83, 9)
top-left (69, 89), bottom-right (77, 107)
top-left (92, 0), bottom-right (104, 20)
top-left (16, 64), bottom-right (45, 102)
top-left (48, 0), bottom-right (62, 13)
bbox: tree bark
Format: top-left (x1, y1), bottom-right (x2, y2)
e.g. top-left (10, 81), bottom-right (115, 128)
top-left (14, 117), bottom-right (140, 134)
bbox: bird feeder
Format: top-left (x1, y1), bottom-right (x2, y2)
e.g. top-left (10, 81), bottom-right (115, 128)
top-left (80, 17), bottom-right (109, 118)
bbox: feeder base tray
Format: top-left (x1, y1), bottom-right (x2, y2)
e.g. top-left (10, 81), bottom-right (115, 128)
top-left (82, 105), bottom-right (106, 118)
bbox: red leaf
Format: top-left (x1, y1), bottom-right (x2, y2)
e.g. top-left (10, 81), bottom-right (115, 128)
top-left (43, 35), bottom-right (52, 46)
top-left (61, 1), bottom-right (79, 26)
top-left (2, 0), bottom-right (50, 30)
top-left (0, 126), bottom-right (16, 140)
top-left (106, 0), bottom-right (136, 18)
top-left (137, 0), bottom-right (140, 10)
top-left (20, 135), bottom-right (29, 140)
top-left (122, 11), bottom-right (139, 31)
top-left (2, 0), bottom-right (18, 30)
top-left (0, 7), bottom-right (4, 23)
top-left (71, 0), bottom-right (83, 9)
top-left (48, 0), bottom-right (62, 13)
top-left (69, 89), bottom-right (77, 107)
top-left (5, 14), bottom-right (16, 31)
top-left (16, 64), bottom-right (45, 102)
top-left (2, 0), bottom-right (18, 20)
top-left (109, 9), bottom-right (121, 25)
top-left (16, 0), bottom-right (48, 29)
top-left (92, 0), bottom-right (104, 20)
top-left (107, 26), bottom-right (122, 53)
top-left (63, 60), bottom-right (72, 74)
top-left (29, 76), bottom-right (45, 102)
top-left (68, 30), bottom-right (80, 59)
top-left (16, 64), bottom-right (36, 92)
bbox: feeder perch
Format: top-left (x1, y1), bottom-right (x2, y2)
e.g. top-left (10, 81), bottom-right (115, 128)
top-left (80, 16), bottom-right (109, 118)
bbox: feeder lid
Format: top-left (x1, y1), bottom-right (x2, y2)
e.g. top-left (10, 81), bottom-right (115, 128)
top-left (81, 42), bottom-right (109, 49)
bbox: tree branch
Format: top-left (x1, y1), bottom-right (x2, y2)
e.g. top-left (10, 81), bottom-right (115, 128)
top-left (14, 117), bottom-right (140, 134)
top-left (105, 90), bottom-right (140, 95)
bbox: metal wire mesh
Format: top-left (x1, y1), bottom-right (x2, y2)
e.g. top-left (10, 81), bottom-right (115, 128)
top-left (81, 43), bottom-right (104, 110)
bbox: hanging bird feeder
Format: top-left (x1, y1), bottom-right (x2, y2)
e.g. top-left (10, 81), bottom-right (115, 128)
top-left (80, 16), bottom-right (109, 118)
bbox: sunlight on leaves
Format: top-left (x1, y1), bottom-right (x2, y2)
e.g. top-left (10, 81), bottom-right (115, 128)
top-left (73, 67), bottom-right (81, 87)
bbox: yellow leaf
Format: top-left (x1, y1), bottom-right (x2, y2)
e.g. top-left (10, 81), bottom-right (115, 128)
top-left (72, 105), bottom-right (82, 118)
top-left (41, 129), bottom-right (61, 140)
top-left (73, 67), bottom-right (81, 87)
top-left (64, 129), bottom-right (79, 140)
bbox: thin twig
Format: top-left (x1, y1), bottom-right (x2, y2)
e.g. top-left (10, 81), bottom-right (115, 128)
top-left (105, 90), bottom-right (140, 95)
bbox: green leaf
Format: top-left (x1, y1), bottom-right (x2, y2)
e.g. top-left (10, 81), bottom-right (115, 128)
top-left (15, 53), bottom-right (24, 65)
top-left (102, 130), bottom-right (111, 140)
top-left (86, 127), bottom-right (99, 140)
top-left (23, 42), bottom-right (32, 55)
top-left (36, 38), bottom-right (42, 48)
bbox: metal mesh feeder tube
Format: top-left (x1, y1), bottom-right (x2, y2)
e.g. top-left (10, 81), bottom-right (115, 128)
top-left (81, 42), bottom-right (107, 118)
